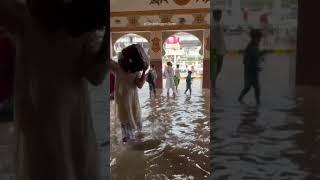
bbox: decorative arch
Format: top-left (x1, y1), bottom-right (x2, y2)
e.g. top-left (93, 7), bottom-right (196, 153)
top-left (111, 32), bottom-right (151, 57)
top-left (162, 30), bottom-right (203, 56)
top-left (162, 31), bottom-right (204, 79)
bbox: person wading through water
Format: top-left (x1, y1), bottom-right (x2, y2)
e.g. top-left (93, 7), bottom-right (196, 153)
top-left (146, 64), bottom-right (157, 97)
top-left (174, 64), bottom-right (181, 91)
top-left (164, 61), bottom-right (176, 97)
top-left (212, 8), bottom-right (226, 92)
top-left (238, 29), bottom-right (268, 106)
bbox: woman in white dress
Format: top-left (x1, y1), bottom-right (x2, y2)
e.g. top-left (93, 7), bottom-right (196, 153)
top-left (1, 1), bottom-right (107, 179)
top-left (164, 62), bottom-right (176, 96)
top-left (109, 53), bottom-right (146, 142)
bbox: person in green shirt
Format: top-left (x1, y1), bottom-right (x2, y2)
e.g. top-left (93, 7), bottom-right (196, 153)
top-left (211, 8), bottom-right (226, 99)
top-left (174, 64), bottom-right (181, 91)
top-left (212, 9), bottom-right (226, 79)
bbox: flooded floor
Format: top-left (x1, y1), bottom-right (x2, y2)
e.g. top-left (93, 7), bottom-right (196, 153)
top-left (0, 81), bottom-right (109, 179)
top-left (110, 79), bottom-right (210, 180)
top-left (212, 55), bottom-right (320, 179)
top-left (0, 120), bottom-right (15, 179)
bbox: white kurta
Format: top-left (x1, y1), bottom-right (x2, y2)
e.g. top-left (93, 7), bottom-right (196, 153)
top-left (1, 2), bottom-right (106, 180)
top-left (110, 61), bottom-right (142, 135)
top-left (164, 66), bottom-right (175, 89)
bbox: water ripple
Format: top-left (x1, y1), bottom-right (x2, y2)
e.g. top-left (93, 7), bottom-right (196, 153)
top-left (111, 79), bottom-right (209, 179)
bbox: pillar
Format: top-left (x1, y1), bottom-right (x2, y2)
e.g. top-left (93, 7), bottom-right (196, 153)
top-left (210, 0), bottom-right (216, 91)
top-left (203, 29), bottom-right (210, 89)
top-left (231, 0), bottom-right (242, 25)
top-left (150, 31), bottom-right (163, 89)
top-left (272, 0), bottom-right (282, 26)
top-left (288, 25), bottom-right (297, 96)
top-left (295, 2), bottom-right (320, 164)
top-left (296, 0), bottom-right (320, 86)
top-left (110, 32), bottom-right (114, 59)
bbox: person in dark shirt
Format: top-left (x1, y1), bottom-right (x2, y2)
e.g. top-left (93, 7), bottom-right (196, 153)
top-left (184, 70), bottom-right (192, 95)
top-left (238, 29), bottom-right (266, 105)
top-left (147, 64), bottom-right (157, 97)
top-left (0, 28), bottom-right (15, 115)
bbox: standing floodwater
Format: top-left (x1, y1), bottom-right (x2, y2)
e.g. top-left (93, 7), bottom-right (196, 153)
top-left (111, 79), bottom-right (210, 179)
top-left (212, 54), bottom-right (320, 179)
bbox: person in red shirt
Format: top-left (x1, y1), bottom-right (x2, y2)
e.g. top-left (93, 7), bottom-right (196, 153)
top-left (260, 14), bottom-right (267, 25)
top-left (0, 28), bottom-right (15, 113)
top-left (260, 13), bottom-right (270, 26)
top-left (241, 8), bottom-right (249, 23)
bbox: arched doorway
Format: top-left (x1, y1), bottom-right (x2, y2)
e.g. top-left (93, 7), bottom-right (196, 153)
top-left (112, 33), bottom-right (150, 61)
top-left (162, 32), bottom-right (203, 90)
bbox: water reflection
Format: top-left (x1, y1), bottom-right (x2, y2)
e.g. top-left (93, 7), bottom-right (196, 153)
top-left (212, 55), bottom-right (320, 179)
top-left (111, 79), bottom-right (210, 179)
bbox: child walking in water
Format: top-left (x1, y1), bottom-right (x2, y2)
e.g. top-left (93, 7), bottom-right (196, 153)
top-left (109, 53), bottom-right (147, 143)
top-left (238, 29), bottom-right (267, 105)
top-left (185, 71), bottom-right (193, 95)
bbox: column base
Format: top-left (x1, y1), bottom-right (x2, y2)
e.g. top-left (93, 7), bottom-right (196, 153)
top-left (203, 59), bottom-right (210, 89)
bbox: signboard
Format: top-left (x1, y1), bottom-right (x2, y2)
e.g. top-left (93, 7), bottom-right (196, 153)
top-left (166, 43), bottom-right (180, 50)
top-left (166, 36), bottom-right (180, 44)
top-left (165, 49), bottom-right (184, 55)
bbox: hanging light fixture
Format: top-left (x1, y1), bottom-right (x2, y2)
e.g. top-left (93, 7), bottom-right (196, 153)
top-left (150, 0), bottom-right (209, 5)
top-left (149, 0), bottom-right (169, 5)
top-left (196, 0), bottom-right (210, 3)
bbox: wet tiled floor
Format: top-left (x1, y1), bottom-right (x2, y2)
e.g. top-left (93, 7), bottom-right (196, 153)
top-left (1, 55), bottom-right (320, 180)
top-left (0, 79), bottom-right (109, 180)
top-left (212, 55), bottom-right (320, 179)
top-left (0, 121), bottom-right (15, 180)
top-left (110, 79), bottom-right (210, 179)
